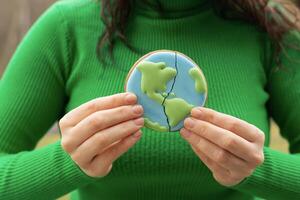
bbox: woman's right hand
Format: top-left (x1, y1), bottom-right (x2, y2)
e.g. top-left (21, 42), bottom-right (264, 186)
top-left (59, 92), bottom-right (144, 178)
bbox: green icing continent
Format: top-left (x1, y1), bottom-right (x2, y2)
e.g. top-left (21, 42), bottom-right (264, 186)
top-left (137, 61), bottom-right (177, 104)
top-left (189, 67), bottom-right (206, 93)
top-left (144, 118), bottom-right (168, 132)
top-left (164, 98), bottom-right (194, 127)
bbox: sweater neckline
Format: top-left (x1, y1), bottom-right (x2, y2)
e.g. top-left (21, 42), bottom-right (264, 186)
top-left (133, 0), bottom-right (212, 18)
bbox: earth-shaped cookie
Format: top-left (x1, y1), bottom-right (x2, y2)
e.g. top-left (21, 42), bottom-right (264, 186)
top-left (124, 50), bottom-right (208, 132)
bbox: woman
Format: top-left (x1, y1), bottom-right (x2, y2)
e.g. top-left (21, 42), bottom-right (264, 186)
top-left (0, 0), bottom-right (299, 199)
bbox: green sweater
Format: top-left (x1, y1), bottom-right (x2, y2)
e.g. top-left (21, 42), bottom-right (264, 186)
top-left (1, 0), bottom-right (300, 199)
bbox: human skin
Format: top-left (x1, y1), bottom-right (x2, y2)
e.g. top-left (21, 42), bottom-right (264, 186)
top-left (59, 92), bottom-right (144, 177)
top-left (180, 107), bottom-right (265, 187)
top-left (59, 92), bottom-right (264, 185)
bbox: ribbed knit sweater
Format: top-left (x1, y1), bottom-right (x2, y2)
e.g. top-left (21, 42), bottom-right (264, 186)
top-left (1, 0), bottom-right (300, 199)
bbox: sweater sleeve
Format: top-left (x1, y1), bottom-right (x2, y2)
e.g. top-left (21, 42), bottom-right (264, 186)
top-left (231, 30), bottom-right (300, 199)
top-left (0, 3), bottom-right (98, 199)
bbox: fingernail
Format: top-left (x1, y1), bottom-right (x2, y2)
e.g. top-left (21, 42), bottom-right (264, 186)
top-left (134, 118), bottom-right (144, 126)
top-left (180, 128), bottom-right (191, 138)
top-left (125, 93), bottom-right (137, 104)
top-left (132, 105), bottom-right (143, 115)
top-left (132, 130), bottom-right (142, 138)
top-left (185, 118), bottom-right (195, 128)
top-left (192, 107), bottom-right (203, 118)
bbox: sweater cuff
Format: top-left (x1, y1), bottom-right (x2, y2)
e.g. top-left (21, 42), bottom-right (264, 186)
top-left (231, 147), bottom-right (300, 199)
top-left (55, 139), bottom-right (103, 183)
top-left (0, 140), bottom-right (101, 199)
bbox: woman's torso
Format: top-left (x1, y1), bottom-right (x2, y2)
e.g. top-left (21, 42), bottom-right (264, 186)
top-left (59, 0), bottom-right (271, 199)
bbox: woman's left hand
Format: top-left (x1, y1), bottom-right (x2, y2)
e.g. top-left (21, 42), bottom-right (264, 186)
top-left (180, 107), bottom-right (265, 187)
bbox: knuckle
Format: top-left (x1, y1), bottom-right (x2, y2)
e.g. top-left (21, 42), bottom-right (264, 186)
top-left (195, 139), bottom-right (204, 151)
top-left (88, 117), bottom-right (99, 128)
top-left (205, 112), bottom-right (215, 122)
top-left (109, 146), bottom-right (120, 157)
top-left (86, 101), bottom-right (98, 112)
top-left (204, 109), bottom-right (220, 123)
top-left (198, 123), bottom-right (208, 136)
top-left (96, 134), bottom-right (108, 148)
top-left (223, 137), bottom-right (236, 149)
top-left (88, 115), bottom-right (104, 130)
top-left (215, 150), bottom-right (229, 164)
top-left (227, 120), bottom-right (239, 133)
top-left (251, 152), bottom-right (264, 166)
top-left (205, 108), bottom-right (215, 116)
top-left (58, 118), bottom-right (65, 127)
top-left (58, 117), bottom-right (68, 130)
top-left (61, 138), bottom-right (73, 153)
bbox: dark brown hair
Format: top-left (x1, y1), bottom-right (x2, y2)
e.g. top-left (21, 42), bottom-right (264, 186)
top-left (97, 0), bottom-right (300, 67)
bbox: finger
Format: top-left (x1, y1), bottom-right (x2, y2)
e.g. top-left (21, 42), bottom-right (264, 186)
top-left (191, 107), bottom-right (264, 143)
top-left (190, 145), bottom-right (230, 177)
top-left (69, 104), bottom-right (143, 148)
top-left (190, 145), bottom-right (241, 186)
top-left (89, 130), bottom-right (142, 176)
top-left (72, 118), bottom-right (144, 165)
top-left (184, 118), bottom-right (257, 162)
top-left (191, 145), bottom-right (247, 187)
top-left (61, 92), bottom-right (137, 126)
top-left (180, 128), bottom-right (251, 173)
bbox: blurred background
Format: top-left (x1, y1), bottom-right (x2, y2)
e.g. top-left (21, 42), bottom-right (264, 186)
top-left (0, 1), bottom-right (289, 200)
